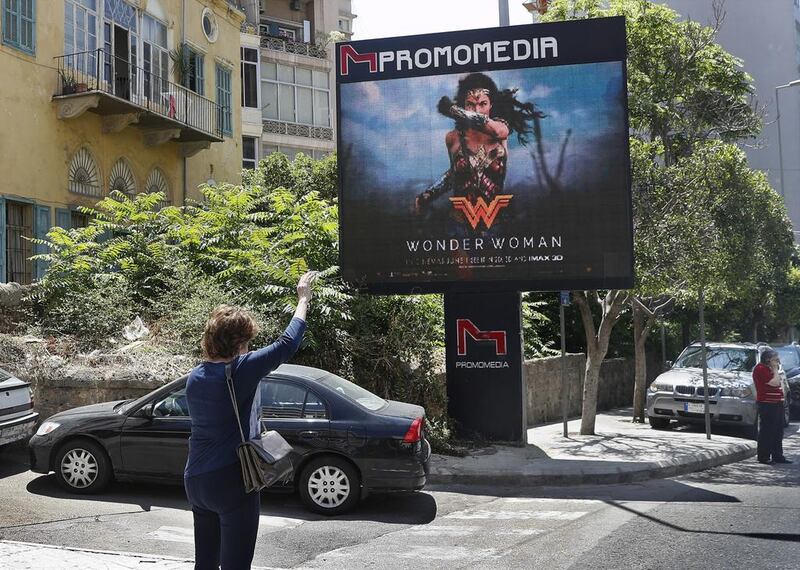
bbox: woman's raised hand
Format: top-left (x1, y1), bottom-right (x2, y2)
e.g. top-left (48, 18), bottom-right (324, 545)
top-left (297, 271), bottom-right (319, 305)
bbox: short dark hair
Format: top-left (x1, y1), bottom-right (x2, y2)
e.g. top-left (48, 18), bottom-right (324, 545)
top-left (201, 304), bottom-right (260, 360)
top-left (760, 349), bottom-right (779, 365)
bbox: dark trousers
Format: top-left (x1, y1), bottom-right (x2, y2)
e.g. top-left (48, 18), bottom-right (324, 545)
top-left (757, 402), bottom-right (785, 462)
top-left (185, 463), bottom-right (260, 570)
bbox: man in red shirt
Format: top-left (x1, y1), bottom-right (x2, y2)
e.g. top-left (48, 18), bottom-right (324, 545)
top-left (752, 349), bottom-right (791, 464)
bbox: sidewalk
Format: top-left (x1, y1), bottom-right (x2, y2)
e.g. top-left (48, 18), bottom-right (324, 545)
top-left (427, 408), bottom-right (777, 486)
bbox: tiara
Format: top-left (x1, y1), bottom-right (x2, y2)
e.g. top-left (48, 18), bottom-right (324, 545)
top-left (466, 88), bottom-right (490, 99)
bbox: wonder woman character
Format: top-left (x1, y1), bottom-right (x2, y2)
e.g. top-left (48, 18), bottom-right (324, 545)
top-left (415, 72), bottom-right (541, 217)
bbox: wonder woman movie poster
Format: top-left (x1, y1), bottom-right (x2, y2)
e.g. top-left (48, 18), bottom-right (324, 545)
top-left (336, 17), bottom-right (633, 294)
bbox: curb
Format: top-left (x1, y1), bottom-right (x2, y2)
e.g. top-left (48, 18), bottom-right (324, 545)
top-left (426, 441), bottom-right (757, 486)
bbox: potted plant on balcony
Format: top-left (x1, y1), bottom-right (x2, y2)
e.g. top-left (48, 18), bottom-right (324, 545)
top-left (75, 80), bottom-right (89, 93)
top-left (59, 69), bottom-right (77, 95)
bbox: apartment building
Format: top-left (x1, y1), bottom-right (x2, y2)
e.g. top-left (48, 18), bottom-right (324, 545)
top-left (654, 1), bottom-right (800, 238)
top-left (0, 0), bottom-right (245, 284)
top-left (238, 0), bottom-right (354, 168)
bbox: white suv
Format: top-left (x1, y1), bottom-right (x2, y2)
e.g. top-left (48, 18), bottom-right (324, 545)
top-left (646, 343), bottom-right (791, 438)
top-left (0, 367), bottom-right (38, 450)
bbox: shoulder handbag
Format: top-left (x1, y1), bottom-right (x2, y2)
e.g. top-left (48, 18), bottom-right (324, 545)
top-left (225, 363), bottom-right (294, 494)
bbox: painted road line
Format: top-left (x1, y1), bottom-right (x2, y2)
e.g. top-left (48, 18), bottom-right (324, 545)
top-left (145, 515), bottom-right (303, 545)
top-left (0, 540), bottom-right (282, 570)
top-left (444, 509), bottom-right (588, 520)
top-left (404, 525), bottom-right (476, 537)
top-left (145, 526), bottom-right (195, 544)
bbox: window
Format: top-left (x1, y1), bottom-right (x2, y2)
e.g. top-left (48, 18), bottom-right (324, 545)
top-left (186, 47), bottom-right (204, 95)
top-left (241, 47), bottom-right (258, 108)
top-left (153, 386), bottom-right (189, 417)
top-left (317, 373), bottom-right (386, 411)
top-left (201, 7), bottom-right (217, 42)
top-left (673, 347), bottom-right (757, 372)
top-left (144, 168), bottom-right (169, 204)
top-left (262, 145), bottom-right (328, 161)
top-left (242, 137), bottom-right (257, 169)
top-left (338, 18), bottom-right (351, 34)
top-left (776, 346), bottom-right (800, 370)
top-left (216, 64), bottom-right (232, 136)
top-left (70, 210), bottom-right (90, 229)
top-left (2, 0), bottom-right (35, 54)
top-left (109, 159), bottom-right (136, 196)
top-left (68, 147), bottom-right (101, 197)
top-left (261, 62), bottom-right (330, 126)
top-left (277, 26), bottom-right (295, 40)
top-left (5, 201), bottom-right (33, 285)
top-left (142, 14), bottom-right (168, 102)
top-left (260, 381), bottom-right (324, 419)
top-left (64, 0), bottom-right (98, 76)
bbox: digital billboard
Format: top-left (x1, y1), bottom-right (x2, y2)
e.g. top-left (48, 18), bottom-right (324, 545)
top-left (336, 17), bottom-right (633, 294)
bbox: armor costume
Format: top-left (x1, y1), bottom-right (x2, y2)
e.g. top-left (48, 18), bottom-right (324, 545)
top-left (415, 106), bottom-right (509, 208)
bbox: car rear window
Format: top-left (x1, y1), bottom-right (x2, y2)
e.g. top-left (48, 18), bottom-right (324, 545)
top-left (317, 373), bottom-right (386, 411)
top-left (673, 346), bottom-right (757, 371)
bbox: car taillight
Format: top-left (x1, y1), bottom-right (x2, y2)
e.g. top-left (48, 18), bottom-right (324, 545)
top-left (29, 387), bottom-right (34, 408)
top-left (403, 417), bottom-right (424, 443)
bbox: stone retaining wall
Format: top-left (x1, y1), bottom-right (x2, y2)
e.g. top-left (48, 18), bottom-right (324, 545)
top-left (0, 334), bottom-right (195, 421)
top-left (525, 352), bottom-right (663, 426)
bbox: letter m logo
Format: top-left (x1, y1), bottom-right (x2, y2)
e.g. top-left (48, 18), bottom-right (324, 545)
top-left (456, 319), bottom-right (507, 356)
top-left (339, 45), bottom-right (378, 75)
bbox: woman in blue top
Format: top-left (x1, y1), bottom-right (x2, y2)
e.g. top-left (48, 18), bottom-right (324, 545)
top-left (184, 271), bottom-right (317, 570)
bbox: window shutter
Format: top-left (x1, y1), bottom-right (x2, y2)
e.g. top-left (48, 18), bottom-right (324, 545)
top-left (0, 196), bottom-right (6, 283)
top-left (33, 204), bottom-right (50, 280)
top-left (56, 207), bottom-right (70, 229)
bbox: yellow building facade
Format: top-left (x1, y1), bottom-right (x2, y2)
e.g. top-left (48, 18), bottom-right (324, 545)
top-left (0, 0), bottom-right (245, 284)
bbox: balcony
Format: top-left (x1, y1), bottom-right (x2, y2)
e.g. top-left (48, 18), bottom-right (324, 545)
top-left (259, 27), bottom-right (328, 59)
top-left (53, 50), bottom-right (224, 151)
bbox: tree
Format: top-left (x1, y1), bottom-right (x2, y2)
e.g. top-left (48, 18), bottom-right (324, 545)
top-left (543, 0), bottom-right (769, 433)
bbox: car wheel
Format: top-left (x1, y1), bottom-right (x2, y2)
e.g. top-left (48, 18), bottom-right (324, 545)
top-left (54, 439), bottom-right (112, 494)
top-left (299, 456), bottom-right (360, 516)
top-left (648, 416), bottom-right (671, 430)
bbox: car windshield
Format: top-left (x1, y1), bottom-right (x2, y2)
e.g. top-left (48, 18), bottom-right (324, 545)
top-left (776, 346), bottom-right (800, 369)
top-left (317, 373), bottom-right (386, 411)
top-left (0, 367), bottom-right (13, 381)
top-left (673, 346), bottom-right (757, 372)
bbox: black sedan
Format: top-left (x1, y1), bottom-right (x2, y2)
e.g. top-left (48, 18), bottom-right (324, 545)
top-left (776, 343), bottom-right (800, 420)
top-left (29, 364), bottom-right (430, 515)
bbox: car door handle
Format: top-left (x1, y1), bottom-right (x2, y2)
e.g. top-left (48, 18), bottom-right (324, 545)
top-left (299, 430), bottom-right (320, 439)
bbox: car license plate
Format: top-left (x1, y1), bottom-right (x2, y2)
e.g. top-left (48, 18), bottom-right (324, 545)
top-left (684, 402), bottom-right (705, 414)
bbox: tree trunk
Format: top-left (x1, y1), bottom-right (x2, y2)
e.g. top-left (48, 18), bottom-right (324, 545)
top-left (580, 347), bottom-right (603, 435)
top-left (632, 302), bottom-right (646, 422)
top-left (681, 319), bottom-right (691, 348)
top-left (575, 290), bottom-right (627, 435)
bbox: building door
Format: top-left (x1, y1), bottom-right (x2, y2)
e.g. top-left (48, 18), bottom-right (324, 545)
top-left (5, 201), bottom-right (33, 285)
top-left (113, 25), bottom-right (131, 99)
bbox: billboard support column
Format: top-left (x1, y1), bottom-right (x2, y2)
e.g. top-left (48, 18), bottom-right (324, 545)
top-left (444, 292), bottom-right (526, 444)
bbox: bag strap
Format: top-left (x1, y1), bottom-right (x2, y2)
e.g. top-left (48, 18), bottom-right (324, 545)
top-left (225, 362), bottom-right (248, 445)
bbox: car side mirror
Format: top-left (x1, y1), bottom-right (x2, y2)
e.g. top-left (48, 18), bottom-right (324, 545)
top-left (136, 402), bottom-right (155, 418)
top-left (665, 361), bottom-right (673, 369)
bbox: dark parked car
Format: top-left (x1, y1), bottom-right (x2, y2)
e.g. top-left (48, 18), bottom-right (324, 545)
top-left (29, 364), bottom-right (430, 515)
top-left (775, 343), bottom-right (800, 420)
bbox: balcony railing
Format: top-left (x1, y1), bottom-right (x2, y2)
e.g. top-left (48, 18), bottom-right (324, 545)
top-left (262, 119), bottom-right (333, 141)
top-left (54, 49), bottom-right (224, 141)
top-left (259, 27), bottom-right (328, 59)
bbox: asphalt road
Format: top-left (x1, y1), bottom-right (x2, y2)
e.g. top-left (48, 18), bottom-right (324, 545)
top-left (0, 428), bottom-right (798, 569)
